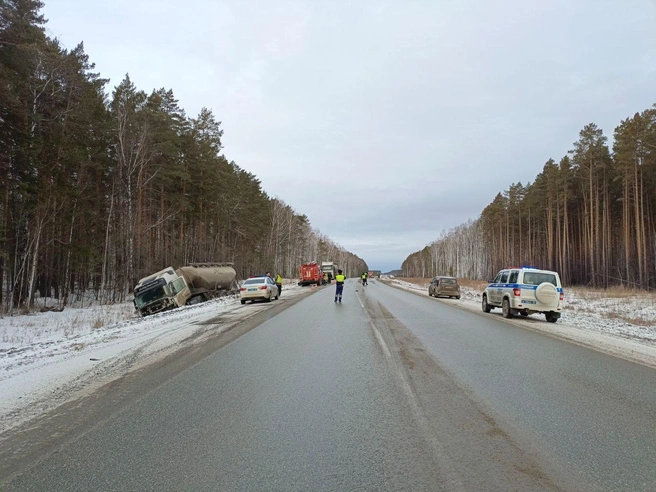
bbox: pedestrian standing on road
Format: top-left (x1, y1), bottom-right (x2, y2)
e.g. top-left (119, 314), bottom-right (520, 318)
top-left (275, 273), bottom-right (283, 298)
top-left (361, 272), bottom-right (367, 286)
top-left (334, 269), bottom-right (345, 303)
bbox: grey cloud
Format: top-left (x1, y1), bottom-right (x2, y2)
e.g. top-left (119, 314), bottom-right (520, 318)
top-left (44, 0), bottom-right (656, 270)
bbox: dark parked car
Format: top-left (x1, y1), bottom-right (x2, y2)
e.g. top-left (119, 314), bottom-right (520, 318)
top-left (428, 276), bottom-right (461, 299)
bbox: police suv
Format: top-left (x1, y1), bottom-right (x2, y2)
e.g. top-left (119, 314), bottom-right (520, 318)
top-left (481, 267), bottom-right (564, 323)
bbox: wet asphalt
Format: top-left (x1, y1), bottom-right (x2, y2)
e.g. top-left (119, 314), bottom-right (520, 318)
top-left (7, 281), bottom-right (446, 491)
top-left (6, 280), bottom-right (656, 491)
top-left (362, 280), bottom-right (656, 491)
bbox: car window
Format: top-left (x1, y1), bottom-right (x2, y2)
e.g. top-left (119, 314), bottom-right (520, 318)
top-left (523, 272), bottom-right (557, 286)
top-left (243, 278), bottom-right (264, 285)
top-left (508, 270), bottom-right (518, 283)
top-left (499, 271), bottom-right (509, 283)
top-left (493, 272), bottom-right (502, 283)
top-left (441, 278), bottom-right (456, 284)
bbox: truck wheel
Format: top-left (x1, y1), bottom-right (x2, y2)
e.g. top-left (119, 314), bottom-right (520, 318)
top-left (482, 294), bottom-right (491, 313)
top-left (545, 312), bottom-right (558, 323)
top-left (240, 300), bottom-right (246, 305)
top-left (502, 298), bottom-right (513, 318)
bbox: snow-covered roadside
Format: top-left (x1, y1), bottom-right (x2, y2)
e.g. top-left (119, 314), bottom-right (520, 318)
top-left (381, 277), bottom-right (656, 368)
top-left (0, 281), bottom-right (308, 433)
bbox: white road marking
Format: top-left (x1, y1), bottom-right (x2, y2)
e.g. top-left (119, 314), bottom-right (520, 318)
top-left (370, 321), bottom-right (391, 357)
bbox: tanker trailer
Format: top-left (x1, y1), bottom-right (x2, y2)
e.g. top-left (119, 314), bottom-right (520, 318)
top-left (133, 263), bottom-right (238, 316)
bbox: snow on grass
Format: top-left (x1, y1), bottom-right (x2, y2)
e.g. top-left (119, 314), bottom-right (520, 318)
top-left (0, 303), bottom-right (136, 346)
top-left (559, 287), bottom-right (656, 343)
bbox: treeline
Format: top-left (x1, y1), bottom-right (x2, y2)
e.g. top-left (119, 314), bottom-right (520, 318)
top-left (403, 105), bottom-right (656, 289)
top-left (0, 1), bottom-right (366, 311)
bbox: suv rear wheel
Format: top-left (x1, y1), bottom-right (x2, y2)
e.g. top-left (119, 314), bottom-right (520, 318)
top-left (545, 312), bottom-right (559, 323)
top-left (502, 298), bottom-right (513, 318)
top-left (482, 294), bottom-right (491, 313)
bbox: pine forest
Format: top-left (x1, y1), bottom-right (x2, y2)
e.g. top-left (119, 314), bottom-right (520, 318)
top-left (0, 1), bottom-right (367, 312)
top-left (402, 110), bottom-right (656, 290)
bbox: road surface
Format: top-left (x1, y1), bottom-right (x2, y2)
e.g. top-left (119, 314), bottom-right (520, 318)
top-left (3, 280), bottom-right (655, 491)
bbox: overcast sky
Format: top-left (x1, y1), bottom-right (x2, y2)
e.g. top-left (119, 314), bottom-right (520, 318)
top-left (43, 0), bottom-right (656, 271)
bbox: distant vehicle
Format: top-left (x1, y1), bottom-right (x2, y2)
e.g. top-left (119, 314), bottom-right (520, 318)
top-left (428, 276), bottom-right (461, 299)
top-left (482, 267), bottom-right (563, 322)
top-left (240, 276), bottom-right (278, 304)
top-left (133, 263), bottom-right (238, 316)
top-left (299, 262), bottom-right (323, 286)
top-left (321, 261), bottom-right (337, 283)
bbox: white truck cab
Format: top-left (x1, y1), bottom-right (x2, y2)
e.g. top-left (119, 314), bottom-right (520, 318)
top-left (482, 267), bottom-right (564, 323)
top-left (133, 267), bottom-right (192, 316)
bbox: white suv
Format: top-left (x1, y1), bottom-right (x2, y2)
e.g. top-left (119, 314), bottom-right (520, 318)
top-left (481, 267), bottom-right (563, 323)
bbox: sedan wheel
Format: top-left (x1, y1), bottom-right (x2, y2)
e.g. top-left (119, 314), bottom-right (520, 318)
top-left (502, 298), bottom-right (513, 318)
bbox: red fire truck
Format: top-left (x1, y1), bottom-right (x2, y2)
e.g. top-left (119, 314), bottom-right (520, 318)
top-left (298, 262), bottom-right (323, 286)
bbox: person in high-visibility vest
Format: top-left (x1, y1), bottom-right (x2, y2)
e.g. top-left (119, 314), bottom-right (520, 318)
top-left (334, 269), bottom-right (345, 303)
top-left (275, 274), bottom-right (283, 297)
top-left (361, 272), bottom-right (367, 286)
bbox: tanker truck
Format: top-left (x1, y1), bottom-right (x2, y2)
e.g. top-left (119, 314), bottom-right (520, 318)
top-left (133, 263), bottom-right (238, 316)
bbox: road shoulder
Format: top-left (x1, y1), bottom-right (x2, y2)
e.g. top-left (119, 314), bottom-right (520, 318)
top-left (0, 288), bottom-right (315, 486)
top-left (380, 279), bottom-right (656, 370)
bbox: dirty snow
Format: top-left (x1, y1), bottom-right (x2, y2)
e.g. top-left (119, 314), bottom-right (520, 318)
top-left (382, 277), bottom-right (656, 368)
top-left (0, 281), bottom-right (307, 433)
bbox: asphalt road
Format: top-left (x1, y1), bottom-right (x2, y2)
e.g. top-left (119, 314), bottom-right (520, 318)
top-left (4, 280), bottom-right (655, 491)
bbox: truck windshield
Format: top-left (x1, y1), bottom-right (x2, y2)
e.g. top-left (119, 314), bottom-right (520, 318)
top-left (134, 286), bottom-right (167, 308)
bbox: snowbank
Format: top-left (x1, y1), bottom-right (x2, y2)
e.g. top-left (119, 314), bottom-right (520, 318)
top-left (0, 281), bottom-right (307, 433)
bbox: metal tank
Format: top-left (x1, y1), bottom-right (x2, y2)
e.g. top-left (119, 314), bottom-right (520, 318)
top-left (177, 263), bottom-right (237, 295)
